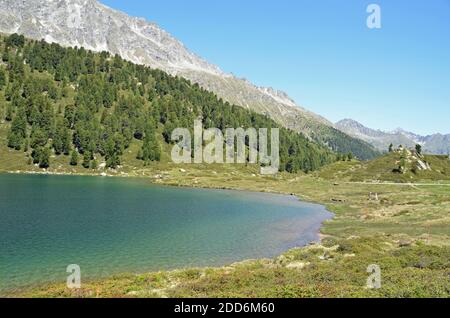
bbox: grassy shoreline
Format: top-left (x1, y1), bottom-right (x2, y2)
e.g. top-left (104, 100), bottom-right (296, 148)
top-left (2, 162), bottom-right (449, 298)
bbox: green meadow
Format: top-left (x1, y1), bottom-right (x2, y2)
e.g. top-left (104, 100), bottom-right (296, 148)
top-left (6, 154), bottom-right (449, 298)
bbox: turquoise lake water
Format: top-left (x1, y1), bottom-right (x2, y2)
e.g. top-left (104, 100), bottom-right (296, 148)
top-left (0, 173), bottom-right (332, 293)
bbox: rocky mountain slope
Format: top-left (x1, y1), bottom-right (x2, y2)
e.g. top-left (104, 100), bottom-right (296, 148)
top-left (336, 119), bottom-right (450, 155)
top-left (0, 0), bottom-right (378, 159)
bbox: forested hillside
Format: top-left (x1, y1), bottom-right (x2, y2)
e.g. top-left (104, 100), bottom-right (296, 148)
top-left (0, 34), bottom-right (346, 174)
top-left (0, 0), bottom-right (381, 161)
top-left (309, 124), bottom-right (380, 160)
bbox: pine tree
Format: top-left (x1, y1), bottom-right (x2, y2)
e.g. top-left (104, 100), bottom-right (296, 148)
top-left (30, 128), bottom-right (48, 149)
top-left (54, 65), bottom-right (65, 82)
top-left (347, 152), bottom-right (354, 161)
top-left (105, 136), bottom-right (120, 169)
top-left (140, 119), bottom-right (161, 163)
top-left (7, 132), bottom-right (22, 150)
top-left (70, 150), bottom-right (78, 166)
top-left (91, 159), bottom-right (98, 170)
top-left (5, 103), bottom-right (13, 121)
top-left (0, 68), bottom-right (6, 89)
top-left (31, 147), bottom-right (42, 164)
top-left (5, 33), bottom-right (25, 48)
top-left (39, 147), bottom-right (50, 168)
top-left (24, 139), bottom-right (29, 152)
top-left (415, 144), bottom-right (422, 155)
top-left (7, 109), bottom-right (27, 150)
top-left (1, 48), bottom-right (9, 62)
top-left (82, 151), bottom-right (91, 169)
top-left (53, 119), bottom-right (71, 155)
top-left (52, 132), bottom-right (63, 155)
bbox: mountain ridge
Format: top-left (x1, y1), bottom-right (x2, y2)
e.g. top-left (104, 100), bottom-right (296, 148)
top-left (0, 0), bottom-right (379, 159)
top-left (335, 118), bottom-right (450, 155)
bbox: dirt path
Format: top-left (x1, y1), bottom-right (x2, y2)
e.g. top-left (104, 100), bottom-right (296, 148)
top-left (345, 182), bottom-right (450, 187)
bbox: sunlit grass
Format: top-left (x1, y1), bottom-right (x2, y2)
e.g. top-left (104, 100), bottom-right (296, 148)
top-left (1, 126), bottom-right (449, 298)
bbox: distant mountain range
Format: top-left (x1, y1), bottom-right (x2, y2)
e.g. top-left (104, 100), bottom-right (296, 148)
top-left (335, 119), bottom-right (450, 155)
top-left (0, 0), bottom-right (379, 159)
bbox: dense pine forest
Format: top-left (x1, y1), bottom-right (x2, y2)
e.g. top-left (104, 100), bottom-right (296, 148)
top-left (0, 33), bottom-right (361, 173)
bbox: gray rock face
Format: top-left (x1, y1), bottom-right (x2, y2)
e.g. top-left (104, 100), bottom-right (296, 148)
top-left (335, 119), bottom-right (450, 155)
top-left (0, 0), bottom-right (222, 75)
top-left (0, 0), bottom-right (334, 134)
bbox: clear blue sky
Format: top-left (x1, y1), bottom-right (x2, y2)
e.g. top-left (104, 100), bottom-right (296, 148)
top-left (101, 0), bottom-right (450, 135)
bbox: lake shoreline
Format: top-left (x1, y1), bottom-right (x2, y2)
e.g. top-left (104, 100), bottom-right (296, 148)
top-left (0, 169), bottom-right (335, 225)
top-left (1, 169), bottom-right (334, 247)
top-left (0, 169), bottom-right (334, 246)
top-left (4, 168), bottom-right (449, 298)
top-left (0, 171), bottom-right (333, 295)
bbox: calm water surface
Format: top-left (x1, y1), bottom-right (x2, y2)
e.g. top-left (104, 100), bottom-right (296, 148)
top-left (0, 173), bottom-right (332, 292)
